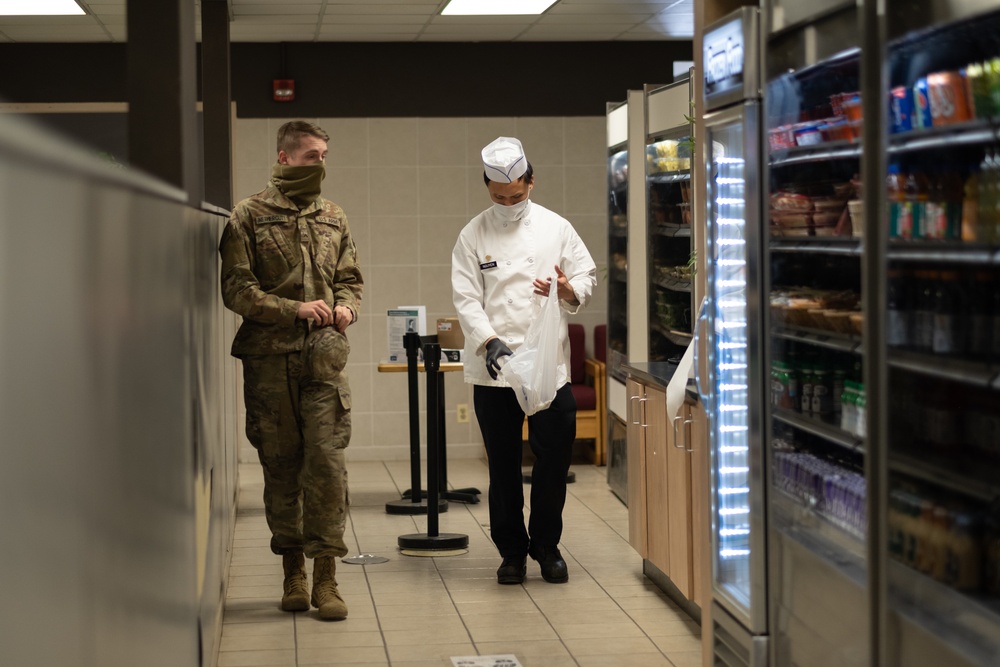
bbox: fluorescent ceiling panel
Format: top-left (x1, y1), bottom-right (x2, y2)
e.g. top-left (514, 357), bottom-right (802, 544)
top-left (441, 0), bottom-right (558, 16)
top-left (0, 0), bottom-right (83, 15)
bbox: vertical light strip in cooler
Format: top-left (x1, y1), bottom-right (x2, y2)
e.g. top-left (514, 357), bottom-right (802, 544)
top-left (713, 152), bottom-right (751, 592)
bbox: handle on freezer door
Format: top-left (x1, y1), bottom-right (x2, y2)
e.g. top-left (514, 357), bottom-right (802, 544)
top-left (692, 297), bottom-right (710, 405)
top-left (672, 415), bottom-right (686, 449)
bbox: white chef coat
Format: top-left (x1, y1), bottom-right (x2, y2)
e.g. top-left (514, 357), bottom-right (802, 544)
top-left (451, 200), bottom-right (597, 387)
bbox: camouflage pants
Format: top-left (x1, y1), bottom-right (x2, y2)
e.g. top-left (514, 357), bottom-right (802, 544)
top-left (241, 327), bottom-right (351, 558)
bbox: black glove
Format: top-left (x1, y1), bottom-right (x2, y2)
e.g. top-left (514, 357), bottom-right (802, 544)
top-left (485, 338), bottom-right (513, 380)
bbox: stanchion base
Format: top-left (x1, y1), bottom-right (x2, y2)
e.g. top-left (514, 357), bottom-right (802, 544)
top-left (397, 532), bottom-right (469, 552)
top-left (521, 469), bottom-right (576, 484)
top-left (385, 498), bottom-right (449, 515)
top-left (403, 488), bottom-right (482, 504)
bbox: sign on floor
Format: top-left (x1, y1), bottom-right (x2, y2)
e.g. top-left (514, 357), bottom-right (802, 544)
top-left (451, 656), bottom-right (522, 667)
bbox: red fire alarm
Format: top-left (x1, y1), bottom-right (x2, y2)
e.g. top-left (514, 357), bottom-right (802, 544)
top-left (273, 79), bottom-right (295, 102)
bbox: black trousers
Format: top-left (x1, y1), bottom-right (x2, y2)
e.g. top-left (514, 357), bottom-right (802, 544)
top-left (473, 382), bottom-right (576, 558)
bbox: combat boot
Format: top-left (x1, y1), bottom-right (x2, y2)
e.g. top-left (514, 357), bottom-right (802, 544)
top-left (280, 553), bottom-right (310, 612)
top-left (311, 556), bottom-right (348, 620)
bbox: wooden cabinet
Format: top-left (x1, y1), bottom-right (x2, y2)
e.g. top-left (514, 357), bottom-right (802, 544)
top-left (626, 378), bottom-right (648, 557)
top-left (627, 372), bottom-right (702, 604)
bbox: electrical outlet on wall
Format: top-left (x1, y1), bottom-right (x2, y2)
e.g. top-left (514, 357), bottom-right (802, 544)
top-left (456, 403), bottom-right (469, 423)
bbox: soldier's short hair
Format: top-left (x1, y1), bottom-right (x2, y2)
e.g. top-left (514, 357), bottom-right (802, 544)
top-left (276, 121), bottom-right (330, 156)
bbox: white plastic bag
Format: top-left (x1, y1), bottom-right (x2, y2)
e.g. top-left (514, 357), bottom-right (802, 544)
top-left (499, 281), bottom-right (561, 416)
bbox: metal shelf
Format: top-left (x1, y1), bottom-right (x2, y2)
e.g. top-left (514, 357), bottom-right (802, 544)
top-left (773, 325), bottom-right (862, 354)
top-left (887, 118), bottom-right (997, 155)
top-left (770, 140), bottom-right (861, 167)
top-left (650, 323), bottom-right (693, 346)
top-left (648, 170), bottom-right (691, 184)
top-left (886, 560), bottom-right (1000, 666)
top-left (773, 408), bottom-right (865, 453)
top-left (651, 223), bottom-right (691, 238)
top-left (887, 349), bottom-right (999, 389)
top-left (771, 488), bottom-right (867, 584)
top-left (770, 238), bottom-right (862, 255)
top-left (887, 241), bottom-right (1000, 265)
top-left (653, 275), bottom-right (692, 292)
top-left (890, 452), bottom-right (1000, 504)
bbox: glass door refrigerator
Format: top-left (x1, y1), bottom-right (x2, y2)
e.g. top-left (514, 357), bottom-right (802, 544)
top-left (646, 79), bottom-right (696, 364)
top-left (606, 98), bottom-right (630, 503)
top-left (762, 3), bottom-right (870, 667)
top-left (697, 7), bottom-right (769, 665)
top-left (875, 2), bottom-right (1000, 664)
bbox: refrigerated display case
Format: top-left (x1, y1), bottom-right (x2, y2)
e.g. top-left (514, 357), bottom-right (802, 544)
top-left (763, 5), bottom-right (870, 666)
top-left (607, 98), bottom-right (630, 503)
top-left (697, 7), bottom-right (769, 665)
top-left (608, 99), bottom-right (630, 387)
top-left (877, 3), bottom-right (1000, 665)
top-left (646, 80), bottom-right (696, 364)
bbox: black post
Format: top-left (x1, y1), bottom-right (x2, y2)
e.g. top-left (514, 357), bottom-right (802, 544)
top-left (425, 341), bottom-right (441, 537)
top-left (385, 331), bottom-right (446, 515)
top-left (406, 332), bottom-right (422, 502)
top-left (397, 338), bottom-right (468, 553)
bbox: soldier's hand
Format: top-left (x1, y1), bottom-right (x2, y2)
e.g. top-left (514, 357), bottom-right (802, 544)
top-left (297, 300), bottom-right (334, 326)
top-left (333, 305), bottom-right (354, 333)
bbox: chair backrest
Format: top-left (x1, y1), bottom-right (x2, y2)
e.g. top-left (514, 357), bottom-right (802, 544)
top-left (594, 324), bottom-right (607, 364)
top-left (568, 323), bottom-right (585, 385)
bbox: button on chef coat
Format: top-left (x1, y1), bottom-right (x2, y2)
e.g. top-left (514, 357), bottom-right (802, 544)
top-left (451, 200), bottom-right (597, 387)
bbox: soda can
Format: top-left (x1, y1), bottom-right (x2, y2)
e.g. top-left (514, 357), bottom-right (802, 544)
top-left (890, 86), bottom-right (912, 133)
top-left (928, 70), bottom-right (974, 126)
top-left (912, 78), bottom-right (932, 129)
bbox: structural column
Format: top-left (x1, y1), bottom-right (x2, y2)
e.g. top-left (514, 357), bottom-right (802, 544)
top-left (127, 0), bottom-right (201, 204)
top-left (201, 0), bottom-right (232, 210)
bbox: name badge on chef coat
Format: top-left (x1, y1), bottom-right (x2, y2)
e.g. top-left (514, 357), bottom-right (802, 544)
top-left (480, 260), bottom-right (498, 270)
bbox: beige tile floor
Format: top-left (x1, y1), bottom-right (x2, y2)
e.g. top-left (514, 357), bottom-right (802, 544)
top-left (220, 456), bottom-right (702, 667)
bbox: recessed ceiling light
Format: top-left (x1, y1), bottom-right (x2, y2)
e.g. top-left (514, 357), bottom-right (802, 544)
top-left (441, 0), bottom-right (559, 16)
top-left (0, 0), bottom-right (83, 15)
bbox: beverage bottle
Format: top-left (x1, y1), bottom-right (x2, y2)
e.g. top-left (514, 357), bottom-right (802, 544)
top-left (887, 269), bottom-right (911, 347)
top-left (905, 170), bottom-right (930, 239)
top-left (932, 271), bottom-right (964, 355)
top-left (887, 163), bottom-right (910, 239)
top-left (978, 150), bottom-right (998, 241)
top-left (967, 271), bottom-right (992, 358)
top-left (925, 166), bottom-right (947, 240)
top-left (912, 270), bottom-right (937, 352)
top-left (961, 168), bottom-right (981, 242)
top-left (941, 168), bottom-right (964, 240)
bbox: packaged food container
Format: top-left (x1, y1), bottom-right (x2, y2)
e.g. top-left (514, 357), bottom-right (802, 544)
top-left (794, 123), bottom-right (824, 146)
top-left (848, 200), bottom-right (864, 237)
top-left (843, 95), bottom-right (863, 122)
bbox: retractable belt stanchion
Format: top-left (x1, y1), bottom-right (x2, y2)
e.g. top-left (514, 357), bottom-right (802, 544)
top-left (398, 339), bottom-right (468, 553)
top-left (386, 331), bottom-right (448, 515)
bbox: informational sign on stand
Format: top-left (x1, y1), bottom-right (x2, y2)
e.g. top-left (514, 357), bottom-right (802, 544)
top-left (451, 656), bottom-right (522, 667)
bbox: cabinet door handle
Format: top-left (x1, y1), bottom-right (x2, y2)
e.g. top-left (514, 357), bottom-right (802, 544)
top-left (684, 418), bottom-right (695, 452)
top-left (672, 415), bottom-right (685, 449)
top-left (629, 395), bottom-right (641, 425)
top-left (638, 397), bottom-right (648, 428)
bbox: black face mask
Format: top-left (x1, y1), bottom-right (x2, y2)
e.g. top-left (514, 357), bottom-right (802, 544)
top-left (272, 162), bottom-right (326, 203)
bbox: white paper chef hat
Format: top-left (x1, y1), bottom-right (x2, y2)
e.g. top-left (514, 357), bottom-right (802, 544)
top-left (482, 136), bottom-right (528, 183)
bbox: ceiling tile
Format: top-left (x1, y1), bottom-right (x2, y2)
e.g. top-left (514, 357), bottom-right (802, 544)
top-left (234, 5), bottom-right (325, 15)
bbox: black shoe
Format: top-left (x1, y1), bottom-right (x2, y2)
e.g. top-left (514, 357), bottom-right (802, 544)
top-left (496, 555), bottom-right (526, 585)
top-left (530, 546), bottom-right (568, 584)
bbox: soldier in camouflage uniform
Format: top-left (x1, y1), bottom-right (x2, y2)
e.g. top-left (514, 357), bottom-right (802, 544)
top-left (220, 120), bottom-right (363, 621)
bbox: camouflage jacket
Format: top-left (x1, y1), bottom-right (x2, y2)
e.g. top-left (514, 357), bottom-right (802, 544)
top-left (219, 182), bottom-right (363, 357)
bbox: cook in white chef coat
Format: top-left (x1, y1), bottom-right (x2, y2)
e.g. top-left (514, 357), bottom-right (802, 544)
top-left (451, 136), bottom-right (597, 586)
